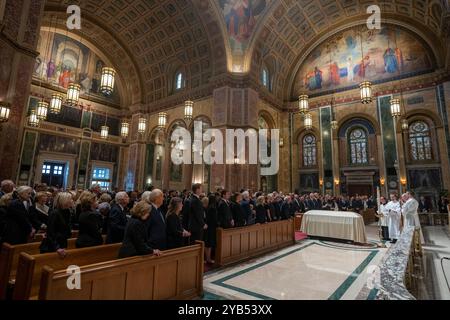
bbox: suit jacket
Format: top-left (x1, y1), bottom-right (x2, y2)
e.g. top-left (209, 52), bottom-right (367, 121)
top-left (2, 200), bottom-right (33, 245)
top-left (279, 201), bottom-right (291, 220)
top-left (231, 201), bottom-right (246, 227)
top-left (40, 208), bottom-right (72, 252)
top-left (106, 204), bottom-right (128, 243)
top-left (166, 213), bottom-right (183, 249)
top-left (188, 195), bottom-right (205, 233)
top-left (181, 197), bottom-right (191, 230)
top-left (217, 199), bottom-right (233, 228)
top-left (118, 217), bottom-right (154, 258)
top-left (76, 210), bottom-right (103, 248)
top-left (146, 205), bottom-right (167, 250)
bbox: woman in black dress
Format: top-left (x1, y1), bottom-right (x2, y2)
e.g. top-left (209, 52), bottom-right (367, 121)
top-left (40, 192), bottom-right (74, 257)
top-left (118, 201), bottom-right (162, 258)
top-left (231, 192), bottom-right (246, 227)
top-left (76, 191), bottom-right (103, 248)
top-left (166, 197), bottom-right (190, 249)
top-left (205, 194), bottom-right (218, 264)
top-left (255, 196), bottom-right (269, 224)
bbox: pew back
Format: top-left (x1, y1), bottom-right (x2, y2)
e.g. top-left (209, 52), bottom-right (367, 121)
top-left (216, 219), bottom-right (296, 266)
top-left (0, 238), bottom-right (76, 299)
top-left (13, 242), bottom-right (120, 300)
top-left (38, 242), bottom-right (204, 300)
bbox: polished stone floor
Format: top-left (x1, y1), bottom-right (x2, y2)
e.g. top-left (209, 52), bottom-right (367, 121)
top-left (204, 225), bottom-right (391, 300)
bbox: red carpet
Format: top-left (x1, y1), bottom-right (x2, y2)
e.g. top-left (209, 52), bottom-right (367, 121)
top-left (295, 231), bottom-right (308, 241)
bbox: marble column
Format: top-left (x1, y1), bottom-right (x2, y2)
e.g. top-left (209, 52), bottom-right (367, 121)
top-left (0, 0), bottom-right (45, 180)
top-left (210, 86), bottom-right (259, 192)
top-left (332, 130), bottom-right (340, 196)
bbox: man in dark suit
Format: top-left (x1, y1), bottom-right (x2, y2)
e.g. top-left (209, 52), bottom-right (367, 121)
top-left (146, 189), bottom-right (167, 250)
top-left (106, 191), bottom-right (129, 243)
top-left (292, 195), bottom-right (304, 213)
top-left (280, 196), bottom-right (293, 220)
top-left (187, 183), bottom-right (207, 244)
top-left (418, 196), bottom-right (430, 212)
top-left (352, 195), bottom-right (363, 213)
top-left (218, 190), bottom-right (234, 229)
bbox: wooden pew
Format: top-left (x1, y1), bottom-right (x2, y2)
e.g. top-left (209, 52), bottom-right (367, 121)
top-left (29, 230), bottom-right (79, 243)
top-left (216, 219), bottom-right (296, 267)
top-left (12, 241), bottom-right (118, 300)
top-left (0, 238), bottom-right (77, 300)
top-left (38, 242), bottom-right (204, 300)
top-left (0, 234), bottom-right (106, 299)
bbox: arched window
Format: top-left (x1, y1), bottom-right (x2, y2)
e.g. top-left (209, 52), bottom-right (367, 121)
top-left (409, 121), bottom-right (432, 161)
top-left (175, 71), bottom-right (184, 90)
top-left (303, 134), bottom-right (316, 167)
top-left (261, 67), bottom-right (270, 90)
top-left (349, 128), bottom-right (368, 165)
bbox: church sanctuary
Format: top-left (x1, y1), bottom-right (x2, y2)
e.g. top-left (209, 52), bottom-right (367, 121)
top-left (1, 0), bottom-right (450, 303)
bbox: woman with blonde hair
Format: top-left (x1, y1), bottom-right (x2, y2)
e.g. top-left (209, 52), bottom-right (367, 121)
top-left (166, 197), bottom-right (190, 249)
top-left (31, 191), bottom-right (50, 227)
top-left (76, 191), bottom-right (103, 248)
top-left (118, 201), bottom-right (162, 258)
top-left (40, 192), bottom-right (73, 256)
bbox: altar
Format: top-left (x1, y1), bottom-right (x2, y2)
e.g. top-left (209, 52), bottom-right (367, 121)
top-left (300, 210), bottom-right (367, 244)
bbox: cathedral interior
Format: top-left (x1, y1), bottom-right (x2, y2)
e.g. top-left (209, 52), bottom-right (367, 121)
top-left (0, 0), bottom-right (450, 302)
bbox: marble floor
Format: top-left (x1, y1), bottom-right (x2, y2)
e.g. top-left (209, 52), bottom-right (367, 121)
top-left (204, 225), bottom-right (391, 300)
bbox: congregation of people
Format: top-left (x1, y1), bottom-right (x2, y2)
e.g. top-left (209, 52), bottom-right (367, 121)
top-left (0, 178), bottom-right (441, 263)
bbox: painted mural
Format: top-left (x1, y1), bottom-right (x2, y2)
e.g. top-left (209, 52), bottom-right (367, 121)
top-left (219, 0), bottom-right (269, 54)
top-left (33, 30), bottom-right (120, 105)
top-left (293, 26), bottom-right (433, 95)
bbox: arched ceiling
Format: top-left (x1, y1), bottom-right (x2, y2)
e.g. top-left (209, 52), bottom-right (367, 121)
top-left (44, 0), bottom-right (227, 111)
top-left (249, 0), bottom-right (450, 102)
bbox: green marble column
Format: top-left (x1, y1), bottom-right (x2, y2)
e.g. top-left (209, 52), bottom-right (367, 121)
top-left (320, 107), bottom-right (333, 194)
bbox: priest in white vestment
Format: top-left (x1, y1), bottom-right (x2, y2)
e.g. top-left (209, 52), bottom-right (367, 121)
top-left (384, 193), bottom-right (402, 243)
top-left (401, 192), bottom-right (425, 244)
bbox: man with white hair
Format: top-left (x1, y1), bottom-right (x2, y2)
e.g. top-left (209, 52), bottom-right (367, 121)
top-left (0, 180), bottom-right (15, 198)
top-left (106, 191), bottom-right (129, 243)
top-left (146, 189), bottom-right (167, 250)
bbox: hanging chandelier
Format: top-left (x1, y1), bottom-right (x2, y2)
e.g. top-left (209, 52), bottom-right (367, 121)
top-left (36, 101), bottom-right (49, 120)
top-left (28, 110), bottom-right (40, 127)
top-left (66, 83), bottom-right (81, 106)
top-left (0, 102), bottom-right (11, 123)
top-left (304, 113), bottom-right (313, 131)
top-left (390, 98), bottom-right (401, 117)
top-left (184, 100), bottom-right (194, 120)
top-left (360, 81), bottom-right (373, 104)
top-left (100, 67), bottom-right (116, 96)
top-left (298, 94), bottom-right (309, 114)
top-left (121, 121), bottom-right (129, 138)
top-left (138, 117), bottom-right (147, 134)
top-left (100, 125), bottom-right (109, 139)
top-left (158, 112), bottom-right (167, 129)
top-left (49, 93), bottom-right (63, 114)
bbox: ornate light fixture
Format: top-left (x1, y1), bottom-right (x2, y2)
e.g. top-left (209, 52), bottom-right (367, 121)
top-left (138, 117), bottom-right (147, 134)
top-left (158, 112), bottom-right (167, 129)
top-left (401, 118), bottom-right (409, 131)
top-left (304, 113), bottom-right (313, 131)
top-left (279, 137), bottom-right (284, 148)
top-left (298, 94), bottom-right (309, 114)
top-left (66, 83), bottom-right (81, 106)
top-left (28, 110), bottom-right (40, 127)
top-left (100, 125), bottom-right (109, 139)
top-left (100, 67), bottom-right (116, 96)
top-left (120, 121), bottom-right (129, 138)
top-left (390, 98), bottom-right (401, 117)
top-left (36, 101), bottom-right (49, 120)
top-left (331, 120), bottom-right (338, 130)
top-left (184, 100), bottom-right (193, 120)
top-left (49, 93), bottom-right (63, 114)
top-left (360, 81), bottom-right (373, 104)
top-left (0, 102), bottom-right (11, 123)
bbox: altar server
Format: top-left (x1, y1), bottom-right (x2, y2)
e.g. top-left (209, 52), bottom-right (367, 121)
top-left (384, 193), bottom-right (401, 243)
top-left (377, 196), bottom-right (389, 240)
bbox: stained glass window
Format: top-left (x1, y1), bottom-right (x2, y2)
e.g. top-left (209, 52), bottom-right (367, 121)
top-left (261, 67), bottom-right (270, 90)
top-left (303, 134), bottom-right (317, 166)
top-left (42, 164), bottom-right (51, 174)
top-left (175, 72), bottom-right (184, 90)
top-left (409, 121), bottom-right (432, 161)
top-left (349, 128), bottom-right (368, 165)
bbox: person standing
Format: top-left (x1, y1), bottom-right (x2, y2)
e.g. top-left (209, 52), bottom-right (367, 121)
top-left (106, 192), bottom-right (129, 243)
top-left (255, 196), bottom-right (269, 224)
top-left (384, 193), bottom-right (402, 243)
top-left (166, 197), bottom-right (190, 249)
top-left (145, 189), bottom-right (167, 250)
top-left (76, 191), bottom-right (103, 248)
top-left (218, 190), bottom-right (234, 229)
top-left (402, 192), bottom-right (424, 243)
top-left (205, 194), bottom-right (218, 264)
top-left (187, 184), bottom-right (207, 244)
top-left (231, 192), bottom-right (246, 227)
top-left (376, 196), bottom-right (390, 241)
